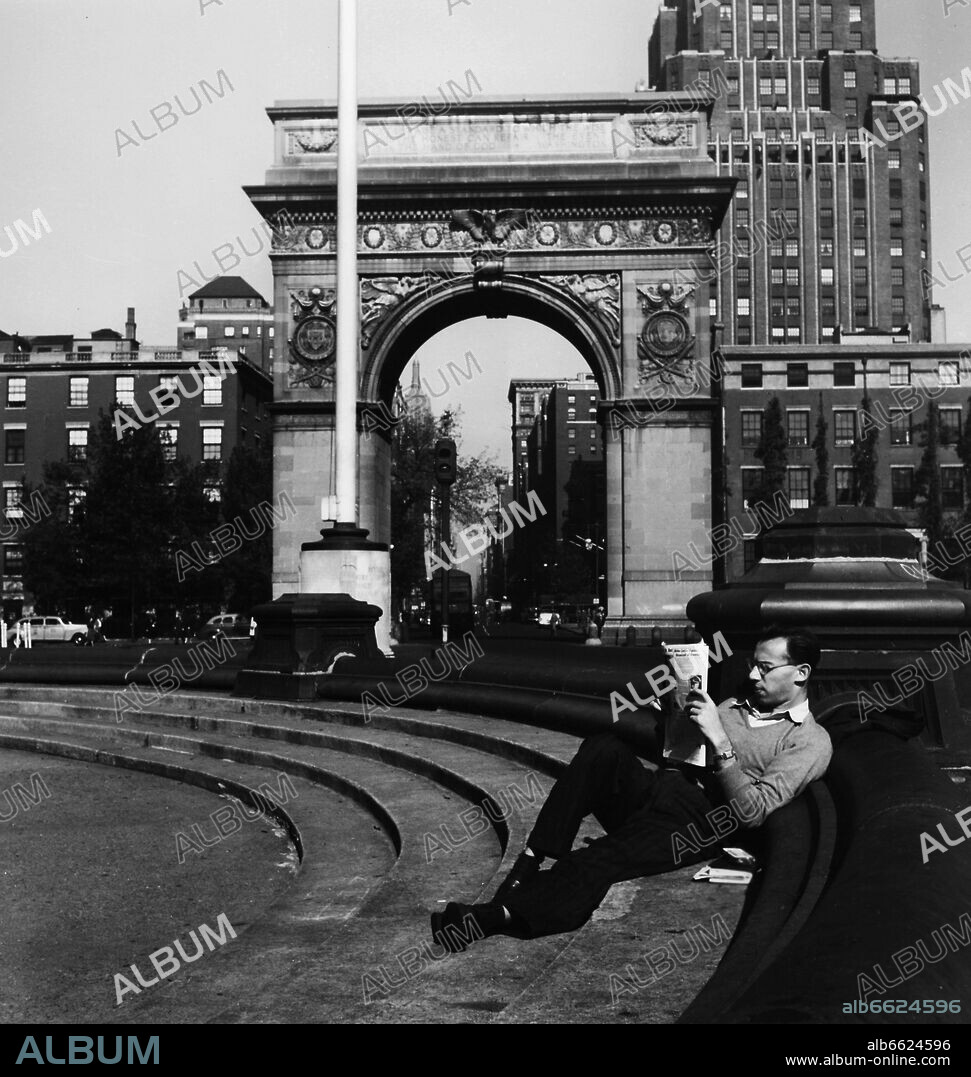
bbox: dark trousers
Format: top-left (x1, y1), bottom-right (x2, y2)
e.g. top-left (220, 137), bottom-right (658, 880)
top-left (504, 733), bottom-right (718, 938)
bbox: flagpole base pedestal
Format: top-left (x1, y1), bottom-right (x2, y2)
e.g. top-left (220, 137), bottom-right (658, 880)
top-left (234, 591), bottom-right (386, 701)
top-left (299, 524), bottom-right (394, 657)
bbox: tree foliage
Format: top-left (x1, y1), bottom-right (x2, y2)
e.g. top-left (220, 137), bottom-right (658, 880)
top-left (754, 397), bottom-right (788, 505)
top-left (21, 411), bottom-right (270, 633)
top-left (390, 404), bottom-right (496, 613)
top-left (916, 402), bottom-right (944, 552)
top-left (853, 395), bottom-right (880, 508)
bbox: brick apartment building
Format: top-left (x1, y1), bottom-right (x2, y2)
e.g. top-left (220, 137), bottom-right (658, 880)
top-left (0, 288), bottom-right (273, 616)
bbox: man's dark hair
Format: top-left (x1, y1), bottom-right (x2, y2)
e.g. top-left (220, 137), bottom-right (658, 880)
top-left (757, 624), bottom-right (821, 673)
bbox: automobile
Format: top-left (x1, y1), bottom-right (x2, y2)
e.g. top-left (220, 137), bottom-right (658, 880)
top-left (14, 615), bottom-right (89, 645)
top-left (199, 613), bottom-right (254, 639)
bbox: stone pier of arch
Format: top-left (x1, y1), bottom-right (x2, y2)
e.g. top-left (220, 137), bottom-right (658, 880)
top-left (245, 92), bottom-right (735, 634)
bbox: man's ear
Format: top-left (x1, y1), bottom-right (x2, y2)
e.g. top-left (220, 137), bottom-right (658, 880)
top-left (793, 663), bottom-right (811, 686)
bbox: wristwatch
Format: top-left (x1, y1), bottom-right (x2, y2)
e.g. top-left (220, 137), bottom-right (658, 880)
top-left (714, 748), bottom-right (737, 764)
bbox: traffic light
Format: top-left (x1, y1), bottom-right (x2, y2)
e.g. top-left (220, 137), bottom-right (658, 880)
top-left (434, 438), bottom-right (457, 485)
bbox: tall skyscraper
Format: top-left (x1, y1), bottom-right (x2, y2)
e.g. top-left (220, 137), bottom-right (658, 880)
top-left (648, 0), bottom-right (933, 347)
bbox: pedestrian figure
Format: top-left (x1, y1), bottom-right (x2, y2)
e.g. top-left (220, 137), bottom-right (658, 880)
top-left (549, 610), bottom-right (560, 639)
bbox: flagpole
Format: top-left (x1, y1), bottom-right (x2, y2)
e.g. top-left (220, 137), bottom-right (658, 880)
top-left (336, 0), bottom-right (358, 524)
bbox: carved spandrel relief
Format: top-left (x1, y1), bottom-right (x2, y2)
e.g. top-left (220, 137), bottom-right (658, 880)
top-left (636, 282), bottom-right (697, 392)
top-left (288, 287), bottom-right (337, 389)
top-left (269, 212), bottom-right (712, 255)
top-left (631, 121), bottom-right (694, 148)
top-left (360, 277), bottom-right (435, 349)
top-left (541, 274), bottom-right (621, 347)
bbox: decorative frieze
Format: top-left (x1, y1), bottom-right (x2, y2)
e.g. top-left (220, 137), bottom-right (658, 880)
top-left (268, 211), bottom-right (713, 256)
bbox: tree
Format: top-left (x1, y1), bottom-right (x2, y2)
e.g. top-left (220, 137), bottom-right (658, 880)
top-left (916, 402), bottom-right (944, 554)
top-left (853, 394), bottom-right (880, 507)
top-left (217, 441), bottom-right (273, 612)
top-left (754, 397), bottom-right (788, 505)
top-left (958, 397), bottom-right (971, 522)
top-left (812, 396), bottom-right (830, 507)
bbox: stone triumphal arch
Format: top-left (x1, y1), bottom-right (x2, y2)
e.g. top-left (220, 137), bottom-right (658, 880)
top-left (246, 92), bottom-right (734, 631)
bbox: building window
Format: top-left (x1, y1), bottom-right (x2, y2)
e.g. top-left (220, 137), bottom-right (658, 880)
top-left (66, 485), bottom-right (85, 520)
top-left (787, 410), bottom-right (810, 447)
top-left (202, 427), bottom-right (223, 461)
top-left (807, 77), bottom-right (821, 97)
top-left (568, 428), bottom-right (576, 440)
top-left (742, 468), bottom-right (764, 507)
top-left (736, 208), bottom-right (750, 229)
top-left (844, 71), bottom-right (857, 90)
top-left (854, 297), bottom-right (869, 318)
top-left (892, 297), bottom-right (906, 318)
top-left (765, 4), bottom-right (778, 21)
top-left (891, 242), bottom-right (904, 258)
top-left (224, 326), bottom-right (236, 337)
top-left (786, 267), bottom-right (800, 287)
top-left (6, 378), bottom-right (26, 409)
top-left (849, 4), bottom-right (862, 21)
top-left (853, 238), bottom-right (867, 258)
top-left (737, 298), bottom-right (751, 317)
top-left (738, 266), bottom-right (751, 286)
top-left (799, 31), bottom-right (811, 50)
top-left (202, 376), bottom-right (222, 406)
top-left (890, 266), bottom-right (905, 287)
top-left (195, 326), bottom-right (208, 340)
top-left (720, 2), bottom-right (732, 18)
top-left (4, 429), bottom-right (25, 465)
top-left (939, 361), bottom-right (960, 387)
top-left (67, 428), bottom-right (88, 463)
top-left (787, 364), bottom-right (809, 388)
top-left (115, 377), bottom-right (135, 406)
top-left (890, 208), bottom-right (903, 229)
top-left (821, 3), bottom-right (833, 21)
top-left (835, 467), bottom-right (857, 506)
top-left (833, 362), bottom-right (856, 387)
top-left (820, 268), bottom-right (835, 288)
top-left (888, 149), bottom-right (901, 170)
top-left (889, 362), bottom-right (911, 386)
top-left (2, 545), bottom-right (24, 574)
top-left (742, 410), bottom-right (764, 447)
top-left (899, 77), bottom-right (912, 95)
top-left (853, 208), bottom-right (867, 229)
top-left (891, 467), bottom-right (915, 509)
top-left (834, 410), bottom-right (857, 446)
top-left (787, 468), bottom-right (811, 510)
top-left (774, 77), bottom-right (787, 95)
top-left (3, 485), bottom-right (23, 517)
top-left (159, 425), bottom-right (179, 462)
top-left (940, 408), bottom-right (962, 444)
top-left (568, 446), bottom-right (577, 456)
top-left (772, 267), bottom-right (784, 286)
top-left (203, 482), bottom-right (221, 503)
top-left (69, 377), bottom-right (89, 408)
top-left (890, 409), bottom-right (912, 446)
top-left (942, 467), bottom-right (964, 510)
top-left (753, 4), bottom-right (765, 21)
top-left (820, 208), bottom-right (834, 230)
top-left (760, 76), bottom-right (773, 98)
top-left (743, 539), bottom-right (758, 574)
top-left (741, 364), bottom-right (763, 389)
top-left (785, 239), bottom-right (799, 258)
top-left (241, 326), bottom-right (250, 337)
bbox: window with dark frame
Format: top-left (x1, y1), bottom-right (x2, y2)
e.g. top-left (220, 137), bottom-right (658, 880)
top-left (4, 429), bottom-right (25, 465)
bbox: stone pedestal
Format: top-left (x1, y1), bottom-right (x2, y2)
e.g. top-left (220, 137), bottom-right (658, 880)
top-left (300, 524), bottom-right (394, 657)
top-left (234, 592), bottom-right (384, 701)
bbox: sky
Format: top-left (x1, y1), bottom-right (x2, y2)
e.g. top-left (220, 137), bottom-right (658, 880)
top-left (2, 0), bottom-right (969, 470)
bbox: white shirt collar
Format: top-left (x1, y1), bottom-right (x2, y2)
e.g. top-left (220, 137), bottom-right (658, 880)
top-left (733, 697), bottom-right (811, 724)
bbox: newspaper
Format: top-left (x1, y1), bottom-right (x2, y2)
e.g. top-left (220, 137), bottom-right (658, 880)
top-left (661, 642), bottom-right (709, 768)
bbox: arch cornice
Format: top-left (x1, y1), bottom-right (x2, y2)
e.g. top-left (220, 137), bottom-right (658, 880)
top-left (360, 273), bottom-right (622, 403)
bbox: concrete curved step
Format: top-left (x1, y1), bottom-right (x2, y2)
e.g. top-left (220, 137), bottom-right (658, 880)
top-left (0, 688), bottom-right (741, 1023)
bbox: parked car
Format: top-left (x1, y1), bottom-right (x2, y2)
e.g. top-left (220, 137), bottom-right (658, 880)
top-left (14, 616), bottom-right (88, 645)
top-left (199, 613), bottom-right (253, 639)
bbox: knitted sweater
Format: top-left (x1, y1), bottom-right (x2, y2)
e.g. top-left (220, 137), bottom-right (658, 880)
top-left (704, 697), bottom-right (833, 829)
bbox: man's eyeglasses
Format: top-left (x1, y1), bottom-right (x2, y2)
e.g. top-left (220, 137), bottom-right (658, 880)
top-left (746, 659), bottom-right (796, 678)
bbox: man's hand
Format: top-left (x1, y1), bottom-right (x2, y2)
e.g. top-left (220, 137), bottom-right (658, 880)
top-left (686, 691), bottom-right (732, 755)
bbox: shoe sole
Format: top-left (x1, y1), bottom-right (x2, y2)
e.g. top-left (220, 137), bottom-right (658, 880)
top-left (430, 910), bottom-right (470, 954)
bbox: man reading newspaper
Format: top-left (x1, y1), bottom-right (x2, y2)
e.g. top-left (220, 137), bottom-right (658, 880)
top-left (431, 625), bottom-right (832, 950)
